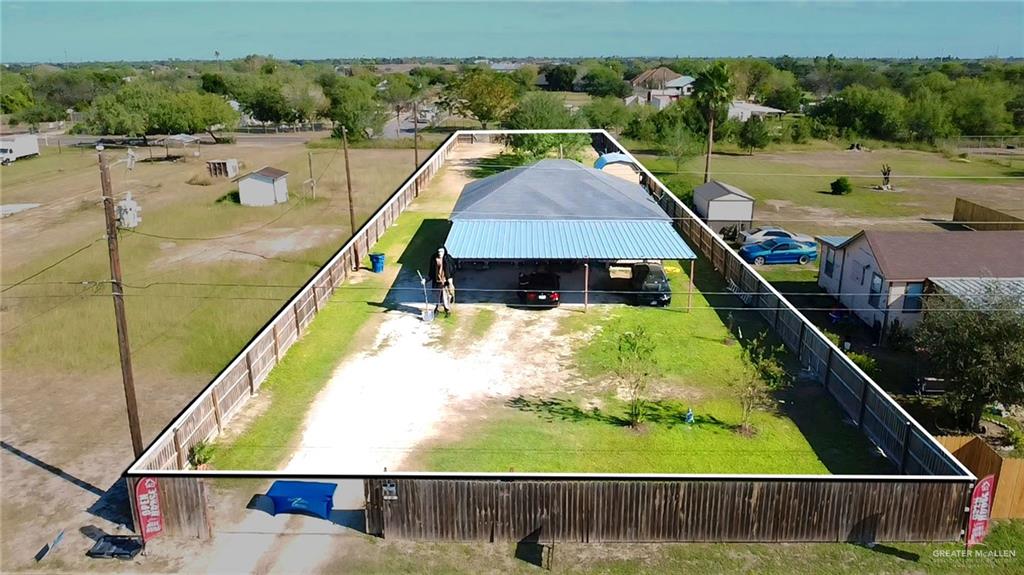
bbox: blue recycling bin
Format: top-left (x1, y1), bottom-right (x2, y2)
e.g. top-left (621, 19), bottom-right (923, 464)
top-left (266, 481), bottom-right (336, 520)
top-left (369, 253), bottom-right (385, 273)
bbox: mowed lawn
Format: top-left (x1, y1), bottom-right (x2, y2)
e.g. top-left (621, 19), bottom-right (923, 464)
top-left (409, 257), bottom-right (889, 475)
top-left (635, 144), bottom-right (1020, 236)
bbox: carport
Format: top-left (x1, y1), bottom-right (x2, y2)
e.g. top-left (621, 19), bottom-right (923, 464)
top-left (444, 159), bottom-right (697, 308)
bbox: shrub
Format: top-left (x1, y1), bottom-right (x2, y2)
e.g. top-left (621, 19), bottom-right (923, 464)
top-left (886, 320), bottom-right (914, 352)
top-left (1007, 427), bottom-right (1024, 452)
top-left (188, 440), bottom-right (214, 467)
top-left (830, 177), bottom-right (853, 195)
top-left (847, 351), bottom-right (880, 379)
top-left (790, 119), bottom-right (811, 144)
top-left (186, 174), bottom-right (212, 186)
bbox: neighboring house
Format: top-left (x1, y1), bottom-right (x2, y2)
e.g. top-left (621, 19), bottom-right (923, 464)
top-left (816, 231), bottom-right (1024, 338)
top-left (664, 75), bottom-right (696, 96)
top-left (236, 167), bottom-right (289, 207)
top-left (692, 181), bottom-right (755, 234)
top-left (489, 61), bottom-right (522, 73)
top-left (728, 101), bottom-right (785, 122)
top-left (630, 66), bottom-right (682, 90)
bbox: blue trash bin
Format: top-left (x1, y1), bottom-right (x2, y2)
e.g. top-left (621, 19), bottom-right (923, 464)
top-left (369, 253), bottom-right (385, 273)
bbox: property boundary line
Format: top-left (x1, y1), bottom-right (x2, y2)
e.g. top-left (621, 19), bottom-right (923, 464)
top-left (127, 129), bottom-right (972, 483)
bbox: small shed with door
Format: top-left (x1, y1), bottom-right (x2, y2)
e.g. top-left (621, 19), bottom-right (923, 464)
top-left (692, 180), bottom-right (755, 234)
top-left (237, 167), bottom-right (289, 207)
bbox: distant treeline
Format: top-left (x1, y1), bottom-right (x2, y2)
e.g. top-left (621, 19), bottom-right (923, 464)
top-left (2, 55), bottom-right (1021, 146)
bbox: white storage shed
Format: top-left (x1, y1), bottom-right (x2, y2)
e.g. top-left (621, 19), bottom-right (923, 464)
top-left (692, 180), bottom-right (755, 234)
top-left (237, 167), bottom-right (289, 207)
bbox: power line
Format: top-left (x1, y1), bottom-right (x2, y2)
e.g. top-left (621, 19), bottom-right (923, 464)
top-left (0, 238), bottom-right (104, 294)
top-left (122, 197), bottom-right (307, 242)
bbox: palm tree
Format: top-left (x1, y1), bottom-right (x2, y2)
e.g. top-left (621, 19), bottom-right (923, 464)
top-left (692, 62), bottom-right (734, 183)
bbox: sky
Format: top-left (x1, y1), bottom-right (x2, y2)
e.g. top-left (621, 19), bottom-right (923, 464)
top-left (1, 1), bottom-right (1022, 63)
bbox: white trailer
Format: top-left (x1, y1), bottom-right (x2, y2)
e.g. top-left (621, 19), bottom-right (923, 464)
top-left (0, 134), bottom-right (41, 165)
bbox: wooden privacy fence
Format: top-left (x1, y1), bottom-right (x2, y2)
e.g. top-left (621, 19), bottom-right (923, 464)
top-left (938, 436), bottom-right (1024, 519)
top-left (602, 133), bottom-right (968, 479)
top-left (952, 197), bottom-right (1024, 231)
top-left (365, 478), bottom-right (969, 543)
top-left (132, 132), bottom-right (462, 472)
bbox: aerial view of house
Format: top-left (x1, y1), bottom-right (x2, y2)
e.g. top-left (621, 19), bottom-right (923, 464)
top-left (1, 1), bottom-right (1022, 574)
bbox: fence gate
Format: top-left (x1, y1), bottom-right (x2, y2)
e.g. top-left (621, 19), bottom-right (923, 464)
top-left (364, 479), bottom-right (384, 536)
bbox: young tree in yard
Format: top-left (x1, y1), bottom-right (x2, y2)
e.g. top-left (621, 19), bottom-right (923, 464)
top-left (662, 124), bottom-right (699, 170)
top-left (738, 117), bottom-right (771, 154)
top-left (735, 333), bottom-right (788, 435)
top-left (693, 62), bottom-right (734, 183)
top-left (789, 118), bottom-right (811, 144)
top-left (503, 92), bottom-right (588, 157)
top-left (440, 69), bottom-right (518, 128)
top-left (615, 328), bottom-right (659, 427)
top-left (379, 73), bottom-right (416, 131)
top-left (915, 291), bottom-right (1024, 431)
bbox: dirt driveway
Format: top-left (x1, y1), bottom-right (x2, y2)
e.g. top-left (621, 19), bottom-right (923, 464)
top-left (285, 304), bottom-right (587, 473)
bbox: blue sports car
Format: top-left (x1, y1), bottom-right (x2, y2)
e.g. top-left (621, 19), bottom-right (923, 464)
top-left (738, 238), bottom-right (818, 266)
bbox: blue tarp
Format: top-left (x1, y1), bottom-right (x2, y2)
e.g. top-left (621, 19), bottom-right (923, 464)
top-left (266, 481), bottom-right (336, 520)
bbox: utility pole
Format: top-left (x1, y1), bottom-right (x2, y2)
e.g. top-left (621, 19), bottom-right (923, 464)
top-left (412, 100), bottom-right (419, 169)
top-left (341, 127), bottom-right (357, 270)
top-left (98, 148), bottom-right (144, 459)
top-left (307, 151), bottom-right (316, 199)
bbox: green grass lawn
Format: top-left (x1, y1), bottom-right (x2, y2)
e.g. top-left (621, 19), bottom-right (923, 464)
top-left (318, 519), bottom-right (1024, 575)
top-left (409, 258), bottom-right (888, 475)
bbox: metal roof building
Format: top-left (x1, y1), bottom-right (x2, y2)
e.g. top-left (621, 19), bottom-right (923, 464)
top-left (444, 159), bottom-right (695, 261)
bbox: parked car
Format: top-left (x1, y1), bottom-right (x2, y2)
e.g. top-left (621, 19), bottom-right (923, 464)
top-left (631, 263), bottom-right (672, 306)
top-left (517, 272), bottom-right (560, 307)
top-left (739, 239), bottom-right (818, 266)
top-left (740, 226), bottom-right (813, 245)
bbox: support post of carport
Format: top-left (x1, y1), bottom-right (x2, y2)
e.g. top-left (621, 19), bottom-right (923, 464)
top-left (687, 259), bottom-right (695, 312)
top-left (584, 261), bottom-right (590, 312)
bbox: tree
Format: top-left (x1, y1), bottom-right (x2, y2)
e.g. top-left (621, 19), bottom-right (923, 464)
top-left (738, 116), bottom-right (771, 154)
top-left (661, 124), bottom-right (699, 170)
top-left (239, 79), bottom-right (294, 124)
top-left (764, 85), bottom-right (803, 112)
top-left (152, 92), bottom-right (238, 142)
top-left (580, 65), bottom-right (631, 98)
top-left (692, 62), bottom-right (734, 183)
top-left (199, 73), bottom-right (231, 95)
top-left (811, 85), bottom-right (907, 140)
top-left (321, 76), bottom-right (386, 140)
top-left (735, 333), bottom-right (788, 435)
top-left (509, 65), bottom-right (539, 95)
top-left (915, 289), bottom-right (1024, 431)
top-left (440, 69), bottom-right (518, 128)
top-left (503, 92), bottom-right (587, 157)
top-left (947, 79), bottom-right (1014, 135)
top-left (581, 96), bottom-right (630, 130)
top-left (905, 88), bottom-right (956, 142)
top-left (84, 83), bottom-right (164, 138)
top-left (541, 64), bottom-right (577, 92)
top-left (0, 71), bottom-right (34, 114)
top-left (789, 118), bottom-right (811, 144)
top-left (379, 73), bottom-right (416, 129)
top-left (614, 328), bottom-right (659, 427)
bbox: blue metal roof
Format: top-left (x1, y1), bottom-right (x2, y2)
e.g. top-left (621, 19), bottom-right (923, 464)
top-left (445, 219), bottom-right (696, 260)
top-left (594, 153), bottom-right (636, 171)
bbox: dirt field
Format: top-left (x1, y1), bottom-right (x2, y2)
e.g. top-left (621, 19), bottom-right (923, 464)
top-left (0, 135), bottom-right (418, 572)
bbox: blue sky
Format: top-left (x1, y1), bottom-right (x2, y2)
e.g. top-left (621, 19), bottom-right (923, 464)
top-left (2, 1), bottom-right (1021, 63)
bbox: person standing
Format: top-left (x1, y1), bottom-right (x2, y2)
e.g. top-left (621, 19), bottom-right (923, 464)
top-left (428, 246), bottom-right (455, 316)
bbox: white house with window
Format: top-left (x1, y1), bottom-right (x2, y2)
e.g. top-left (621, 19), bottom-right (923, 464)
top-left (816, 231), bottom-right (1024, 339)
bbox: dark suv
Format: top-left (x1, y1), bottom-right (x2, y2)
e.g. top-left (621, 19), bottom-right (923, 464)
top-left (631, 263), bottom-right (671, 306)
top-left (517, 272), bottom-right (561, 308)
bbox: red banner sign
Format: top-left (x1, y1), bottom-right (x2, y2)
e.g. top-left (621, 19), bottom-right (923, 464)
top-left (134, 477), bottom-right (164, 542)
top-left (967, 474), bottom-right (996, 548)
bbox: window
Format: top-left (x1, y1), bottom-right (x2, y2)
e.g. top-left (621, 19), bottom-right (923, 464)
top-left (824, 247), bottom-right (835, 278)
top-left (868, 273), bottom-right (883, 308)
top-left (903, 282), bottom-right (924, 313)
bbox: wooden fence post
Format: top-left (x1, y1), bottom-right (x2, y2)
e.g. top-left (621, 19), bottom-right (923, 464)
top-left (294, 302), bottom-right (303, 336)
top-left (211, 388), bottom-right (223, 432)
top-left (796, 322), bottom-right (807, 363)
top-left (899, 422), bottom-right (914, 473)
top-left (173, 428), bottom-right (187, 469)
top-left (245, 352), bottom-right (255, 395)
top-left (857, 380), bottom-right (871, 428)
top-left (823, 347), bottom-right (835, 389)
top-left (273, 323), bottom-right (281, 363)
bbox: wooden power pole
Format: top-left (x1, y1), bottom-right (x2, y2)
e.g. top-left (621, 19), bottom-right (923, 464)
top-left (341, 127), bottom-right (357, 270)
top-left (412, 100), bottom-right (419, 169)
top-left (98, 148), bottom-right (144, 459)
top-left (308, 151), bottom-right (316, 199)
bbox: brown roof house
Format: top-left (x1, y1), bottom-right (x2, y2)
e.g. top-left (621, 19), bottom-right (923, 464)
top-left (236, 166), bottom-right (289, 207)
top-left (630, 66), bottom-right (683, 89)
top-left (816, 230), bottom-right (1024, 338)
